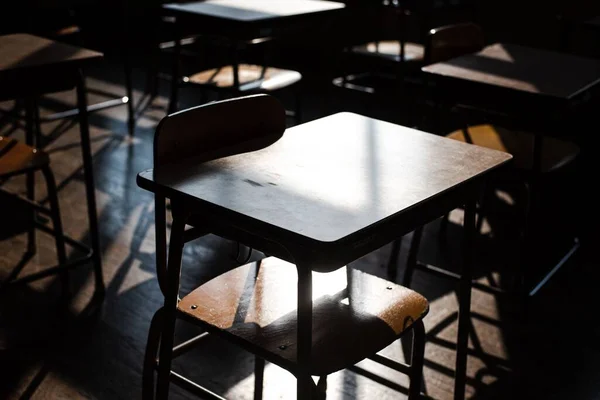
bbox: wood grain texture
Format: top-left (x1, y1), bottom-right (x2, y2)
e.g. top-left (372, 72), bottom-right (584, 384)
top-left (446, 125), bottom-right (580, 173)
top-left (0, 136), bottom-right (49, 178)
top-left (142, 112), bottom-right (511, 244)
top-left (178, 257), bottom-right (428, 376)
top-left (422, 43), bottom-right (600, 99)
top-left (188, 64), bottom-right (302, 92)
top-left (164, 0), bottom-right (345, 22)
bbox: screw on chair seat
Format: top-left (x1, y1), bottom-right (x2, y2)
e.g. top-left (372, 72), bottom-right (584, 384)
top-left (177, 257), bottom-right (429, 377)
top-left (351, 41), bottom-right (425, 63)
top-left (186, 64), bottom-right (302, 92)
top-left (446, 124), bottom-right (580, 173)
top-left (0, 136), bottom-right (49, 179)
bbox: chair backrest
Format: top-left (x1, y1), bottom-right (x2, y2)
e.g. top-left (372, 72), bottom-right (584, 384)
top-left (424, 22), bottom-right (484, 65)
top-left (154, 94), bottom-right (287, 170)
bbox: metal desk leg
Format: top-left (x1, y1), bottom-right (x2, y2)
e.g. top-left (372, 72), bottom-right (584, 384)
top-left (76, 70), bottom-right (105, 296)
top-left (296, 263), bottom-right (313, 400)
top-left (454, 198), bottom-right (476, 400)
top-left (156, 205), bottom-right (188, 399)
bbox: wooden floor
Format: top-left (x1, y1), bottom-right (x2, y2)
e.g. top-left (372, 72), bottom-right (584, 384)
top-left (1, 61), bottom-right (600, 400)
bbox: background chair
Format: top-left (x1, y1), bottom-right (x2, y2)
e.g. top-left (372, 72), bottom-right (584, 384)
top-left (0, 134), bottom-right (68, 295)
top-left (142, 94), bottom-right (429, 400)
top-left (387, 22), bottom-right (581, 298)
top-left (164, 18), bottom-right (303, 122)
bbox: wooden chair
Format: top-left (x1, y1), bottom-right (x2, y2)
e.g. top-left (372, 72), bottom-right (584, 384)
top-left (166, 28), bottom-right (303, 122)
top-left (142, 94), bottom-right (429, 399)
top-left (387, 23), bottom-right (581, 290)
top-left (0, 135), bottom-right (67, 293)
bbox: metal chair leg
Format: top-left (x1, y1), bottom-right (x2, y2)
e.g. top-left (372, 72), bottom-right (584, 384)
top-left (124, 56), bottom-right (135, 136)
top-left (315, 376), bottom-right (327, 400)
top-left (454, 199), bottom-right (476, 400)
top-left (408, 319), bottom-right (425, 400)
top-left (516, 181), bottom-right (533, 316)
top-left (296, 262), bottom-right (313, 400)
top-left (33, 99), bottom-right (43, 148)
top-left (254, 356), bottom-right (265, 400)
top-left (42, 166), bottom-right (69, 298)
top-left (76, 70), bottom-right (105, 297)
top-left (386, 238), bottom-right (402, 282)
top-left (143, 307), bottom-right (165, 400)
top-left (25, 99), bottom-right (37, 255)
top-left (167, 33), bottom-right (182, 114)
top-left (155, 195), bottom-right (168, 297)
top-left (403, 227), bottom-right (423, 288)
top-left (156, 206), bottom-right (188, 399)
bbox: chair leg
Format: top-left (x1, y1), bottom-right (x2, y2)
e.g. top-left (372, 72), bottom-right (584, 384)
top-left (143, 307), bottom-right (165, 400)
top-left (297, 374), bottom-right (314, 400)
top-left (155, 195), bottom-right (168, 297)
top-left (41, 166), bottom-right (69, 298)
top-left (386, 238), bottom-right (402, 282)
top-left (24, 99), bottom-right (37, 255)
top-left (156, 206), bottom-right (188, 399)
top-left (254, 356), bottom-right (265, 400)
top-left (516, 181), bottom-right (533, 314)
top-left (408, 319), bottom-right (425, 400)
top-left (124, 56), bottom-right (136, 136)
top-left (315, 376), bottom-right (327, 400)
top-left (76, 70), bottom-right (105, 297)
top-left (33, 99), bottom-right (43, 148)
top-left (403, 227), bottom-right (423, 288)
top-left (167, 34), bottom-right (181, 114)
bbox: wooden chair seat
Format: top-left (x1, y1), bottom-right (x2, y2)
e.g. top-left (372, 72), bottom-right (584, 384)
top-left (186, 64), bottom-right (302, 92)
top-left (0, 136), bottom-right (49, 179)
top-left (447, 124), bottom-right (580, 173)
top-left (351, 41), bottom-right (425, 63)
top-left (178, 257), bottom-right (429, 376)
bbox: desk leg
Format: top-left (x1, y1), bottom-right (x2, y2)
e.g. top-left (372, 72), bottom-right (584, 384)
top-left (296, 263), bottom-right (313, 400)
top-left (156, 206), bottom-right (188, 399)
top-left (76, 70), bottom-right (105, 296)
top-left (454, 199), bottom-right (476, 400)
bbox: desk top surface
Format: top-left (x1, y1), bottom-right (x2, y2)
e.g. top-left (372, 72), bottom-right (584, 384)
top-left (139, 113), bottom-right (511, 244)
top-left (163, 0), bottom-right (345, 22)
top-left (0, 34), bottom-right (102, 74)
top-left (422, 43), bottom-right (600, 100)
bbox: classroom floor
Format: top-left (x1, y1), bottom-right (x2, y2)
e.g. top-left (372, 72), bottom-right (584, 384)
top-left (1, 60), bottom-right (599, 400)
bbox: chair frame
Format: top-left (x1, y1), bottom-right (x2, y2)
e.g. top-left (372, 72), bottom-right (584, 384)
top-left (0, 108), bottom-right (81, 295)
top-left (387, 21), bottom-right (582, 313)
top-left (0, 76), bottom-right (105, 300)
top-left (165, 18), bottom-right (303, 123)
top-left (141, 95), bottom-right (428, 399)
